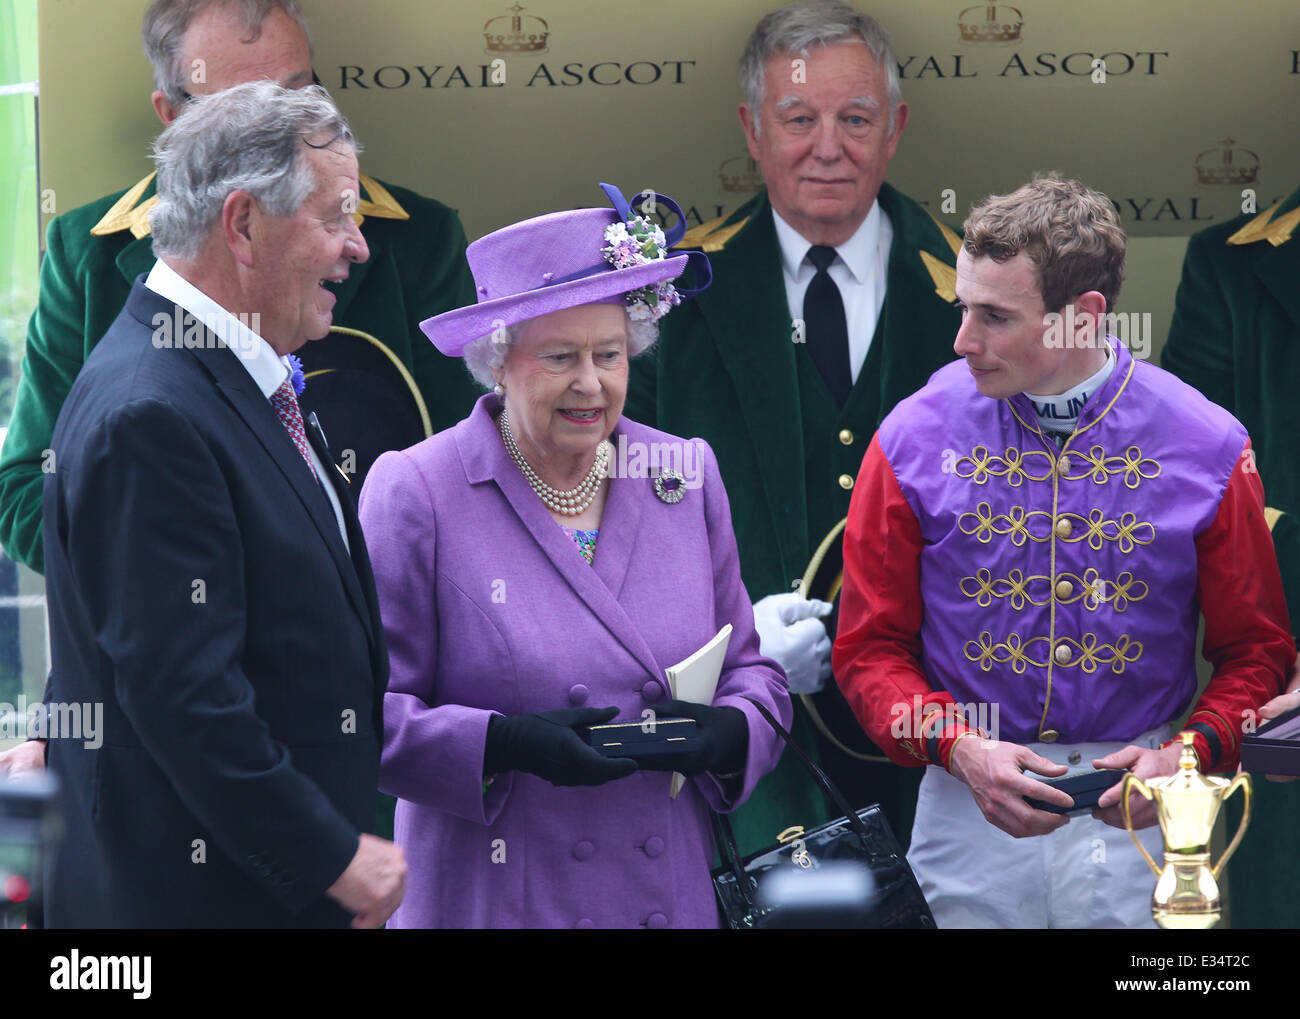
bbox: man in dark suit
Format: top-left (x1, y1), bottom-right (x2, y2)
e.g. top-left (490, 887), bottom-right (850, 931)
top-left (42, 80), bottom-right (405, 928)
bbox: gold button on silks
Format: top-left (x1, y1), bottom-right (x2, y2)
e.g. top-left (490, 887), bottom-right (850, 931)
top-left (838, 474), bottom-right (854, 490)
top-left (838, 429), bottom-right (854, 446)
top-left (1053, 642), bottom-right (1071, 664)
top-left (1040, 729), bottom-right (1060, 743)
top-left (1057, 455), bottom-right (1072, 475)
top-left (1054, 517), bottom-right (1072, 538)
top-left (1055, 579), bottom-right (1073, 600)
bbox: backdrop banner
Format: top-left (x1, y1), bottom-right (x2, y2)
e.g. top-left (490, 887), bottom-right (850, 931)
top-left (34, 0), bottom-right (1300, 352)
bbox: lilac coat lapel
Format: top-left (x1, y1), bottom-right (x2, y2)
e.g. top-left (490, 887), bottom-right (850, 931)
top-left (456, 397), bottom-right (661, 683)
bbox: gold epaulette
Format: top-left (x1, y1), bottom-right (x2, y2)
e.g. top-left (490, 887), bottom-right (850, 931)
top-left (88, 170), bottom-right (408, 238)
top-left (925, 207), bottom-right (963, 257)
top-left (1227, 201), bottom-right (1300, 248)
top-left (355, 173), bottom-right (409, 223)
top-left (920, 208), bottom-right (962, 303)
top-left (90, 173), bottom-right (158, 239)
top-left (674, 213), bottom-right (749, 253)
top-left (920, 250), bottom-right (957, 303)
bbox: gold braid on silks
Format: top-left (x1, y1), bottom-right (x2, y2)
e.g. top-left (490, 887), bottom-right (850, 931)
top-left (954, 378), bottom-right (1161, 741)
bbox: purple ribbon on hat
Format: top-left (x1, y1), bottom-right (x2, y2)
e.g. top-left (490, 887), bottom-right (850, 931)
top-left (530, 183), bottom-right (712, 296)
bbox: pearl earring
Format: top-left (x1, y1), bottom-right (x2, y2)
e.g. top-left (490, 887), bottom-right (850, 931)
top-left (493, 383), bottom-right (505, 397)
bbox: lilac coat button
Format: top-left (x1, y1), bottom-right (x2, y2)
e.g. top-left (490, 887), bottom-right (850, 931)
top-left (641, 681), bottom-right (663, 701)
top-left (572, 840), bottom-right (595, 861)
top-left (575, 918), bottom-right (595, 929)
top-left (644, 836), bottom-right (665, 858)
top-left (568, 683), bottom-right (589, 705)
top-left (646, 912), bottom-right (668, 929)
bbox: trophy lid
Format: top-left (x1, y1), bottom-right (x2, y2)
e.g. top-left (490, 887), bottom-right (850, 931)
top-left (1146, 733), bottom-right (1227, 794)
top-left (1144, 733), bottom-right (1232, 811)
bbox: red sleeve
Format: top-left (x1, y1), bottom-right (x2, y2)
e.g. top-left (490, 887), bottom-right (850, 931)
top-left (1182, 441), bottom-right (1295, 771)
top-left (832, 434), bottom-right (980, 769)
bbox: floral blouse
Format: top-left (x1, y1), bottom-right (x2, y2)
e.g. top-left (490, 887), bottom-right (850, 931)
top-left (560, 525), bottom-right (598, 565)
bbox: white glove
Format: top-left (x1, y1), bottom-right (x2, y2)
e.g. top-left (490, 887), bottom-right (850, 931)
top-left (753, 593), bottom-right (834, 695)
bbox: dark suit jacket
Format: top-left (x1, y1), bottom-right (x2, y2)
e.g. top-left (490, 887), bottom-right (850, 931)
top-left (43, 281), bottom-right (387, 928)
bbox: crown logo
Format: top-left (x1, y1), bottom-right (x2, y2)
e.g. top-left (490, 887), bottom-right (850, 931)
top-left (484, 3), bottom-right (550, 54)
top-left (958, 3), bottom-right (1024, 43)
top-left (719, 155), bottom-right (763, 194)
top-left (1194, 138), bottom-right (1260, 186)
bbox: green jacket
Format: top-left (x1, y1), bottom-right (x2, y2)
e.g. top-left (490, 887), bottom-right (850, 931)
top-left (626, 183), bottom-right (963, 853)
top-left (1162, 185), bottom-right (1300, 929)
top-left (0, 172), bottom-right (480, 574)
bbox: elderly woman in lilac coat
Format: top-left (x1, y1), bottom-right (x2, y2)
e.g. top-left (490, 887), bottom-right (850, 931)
top-left (358, 185), bottom-right (791, 928)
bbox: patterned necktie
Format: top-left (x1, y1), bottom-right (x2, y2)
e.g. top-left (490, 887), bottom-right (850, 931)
top-left (803, 245), bottom-right (851, 407)
top-left (269, 379), bottom-right (319, 483)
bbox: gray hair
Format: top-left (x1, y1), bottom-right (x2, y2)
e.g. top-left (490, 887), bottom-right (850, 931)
top-left (150, 80), bottom-right (358, 261)
top-left (462, 311), bottom-right (659, 390)
top-left (739, 0), bottom-right (902, 136)
top-left (142, 0), bottom-right (313, 108)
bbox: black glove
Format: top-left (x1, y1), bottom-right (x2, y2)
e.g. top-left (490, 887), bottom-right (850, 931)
top-left (635, 699), bottom-right (750, 778)
top-left (484, 706), bottom-right (638, 787)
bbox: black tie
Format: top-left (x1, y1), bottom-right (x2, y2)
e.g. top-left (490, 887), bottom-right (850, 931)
top-left (803, 245), bottom-right (851, 407)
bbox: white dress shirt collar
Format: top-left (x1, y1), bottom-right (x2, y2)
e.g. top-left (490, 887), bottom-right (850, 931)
top-left (771, 200), bottom-right (882, 284)
top-left (144, 258), bottom-right (291, 398)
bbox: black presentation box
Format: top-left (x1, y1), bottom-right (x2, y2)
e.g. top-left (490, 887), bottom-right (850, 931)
top-left (581, 717), bottom-right (698, 758)
top-left (1240, 703), bottom-right (1300, 777)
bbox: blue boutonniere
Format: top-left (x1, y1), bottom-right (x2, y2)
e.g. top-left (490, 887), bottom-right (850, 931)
top-left (287, 353), bottom-right (306, 396)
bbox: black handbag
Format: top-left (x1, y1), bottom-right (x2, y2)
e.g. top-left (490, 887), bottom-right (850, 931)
top-left (711, 698), bottom-right (937, 929)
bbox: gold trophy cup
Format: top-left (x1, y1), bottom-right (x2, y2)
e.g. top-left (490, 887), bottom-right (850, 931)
top-left (1122, 732), bottom-right (1252, 929)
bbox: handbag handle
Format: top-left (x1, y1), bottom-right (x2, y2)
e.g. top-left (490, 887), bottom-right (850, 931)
top-left (710, 809), bottom-right (758, 916)
top-left (740, 697), bottom-right (873, 843)
top-left (743, 696), bottom-right (873, 842)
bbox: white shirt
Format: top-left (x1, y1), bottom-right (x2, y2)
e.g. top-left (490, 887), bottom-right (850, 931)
top-left (144, 260), bottom-right (350, 550)
top-left (772, 201), bottom-right (893, 385)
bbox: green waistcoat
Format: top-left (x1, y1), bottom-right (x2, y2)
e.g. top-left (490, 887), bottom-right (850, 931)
top-left (626, 184), bottom-right (963, 855)
top-left (1162, 185), bottom-right (1300, 929)
top-left (0, 172), bottom-right (480, 574)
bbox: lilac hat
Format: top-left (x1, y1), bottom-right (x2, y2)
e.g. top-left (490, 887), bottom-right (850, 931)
top-left (421, 183), bottom-right (711, 357)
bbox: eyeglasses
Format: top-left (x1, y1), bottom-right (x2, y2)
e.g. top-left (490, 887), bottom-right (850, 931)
top-left (179, 70), bottom-right (324, 104)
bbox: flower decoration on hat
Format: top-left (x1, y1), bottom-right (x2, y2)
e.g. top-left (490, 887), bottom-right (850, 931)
top-left (602, 214), bottom-right (682, 323)
top-left (417, 182), bottom-right (712, 358)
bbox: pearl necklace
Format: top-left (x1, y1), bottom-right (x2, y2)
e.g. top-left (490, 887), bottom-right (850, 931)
top-left (497, 408), bottom-right (610, 516)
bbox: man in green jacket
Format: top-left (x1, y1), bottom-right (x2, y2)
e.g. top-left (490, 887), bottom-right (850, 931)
top-left (0, 0), bottom-right (478, 577)
top-left (626, 0), bottom-right (962, 854)
top-left (1162, 183), bottom-right (1300, 929)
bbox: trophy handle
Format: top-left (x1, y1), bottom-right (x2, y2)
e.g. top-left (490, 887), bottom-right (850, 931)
top-left (1212, 773), bottom-right (1253, 880)
top-left (1122, 773), bottom-right (1161, 877)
